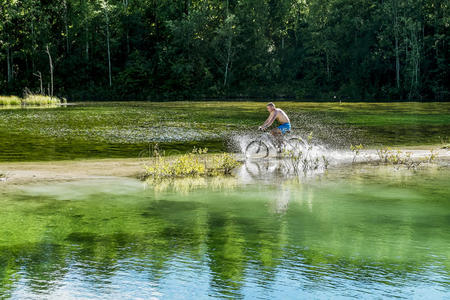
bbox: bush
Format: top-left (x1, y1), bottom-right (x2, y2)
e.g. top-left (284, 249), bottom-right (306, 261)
top-left (144, 147), bottom-right (240, 179)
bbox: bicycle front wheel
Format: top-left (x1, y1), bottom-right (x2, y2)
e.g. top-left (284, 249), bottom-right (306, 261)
top-left (245, 141), bottom-right (269, 158)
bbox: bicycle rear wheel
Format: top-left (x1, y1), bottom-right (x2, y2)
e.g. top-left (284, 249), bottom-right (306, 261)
top-left (285, 137), bottom-right (308, 154)
top-left (245, 140), bottom-right (269, 158)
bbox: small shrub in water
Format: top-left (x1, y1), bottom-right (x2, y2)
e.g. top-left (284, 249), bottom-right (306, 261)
top-left (350, 144), bottom-right (364, 163)
top-left (375, 147), bottom-right (438, 169)
top-left (144, 147), bottom-right (240, 179)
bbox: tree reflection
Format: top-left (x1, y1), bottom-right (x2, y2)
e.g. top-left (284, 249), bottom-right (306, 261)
top-left (0, 170), bottom-right (449, 298)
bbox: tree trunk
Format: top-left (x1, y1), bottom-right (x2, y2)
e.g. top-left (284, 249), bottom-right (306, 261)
top-left (84, 0), bottom-right (89, 62)
top-left (123, 0), bottom-right (130, 54)
top-left (326, 51), bottom-right (330, 80)
top-left (393, 0), bottom-right (400, 89)
top-left (408, 25), bottom-right (420, 99)
top-left (31, 20), bottom-right (35, 72)
top-left (6, 47), bottom-right (12, 84)
top-left (126, 31), bottom-right (130, 54)
top-left (224, 37), bottom-right (232, 87)
top-left (184, 0), bottom-right (190, 15)
top-left (63, 0), bottom-right (70, 54)
top-left (33, 71), bottom-right (43, 94)
top-left (85, 22), bottom-right (89, 61)
top-left (10, 50), bottom-right (14, 80)
top-left (105, 8), bottom-right (112, 87)
top-left (46, 45), bottom-right (54, 97)
top-left (223, 0), bottom-right (231, 87)
top-left (395, 35), bottom-right (400, 89)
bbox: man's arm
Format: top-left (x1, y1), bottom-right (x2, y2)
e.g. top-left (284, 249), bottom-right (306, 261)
top-left (260, 111), bottom-right (277, 130)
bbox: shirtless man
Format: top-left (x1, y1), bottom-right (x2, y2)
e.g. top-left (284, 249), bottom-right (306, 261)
top-left (258, 102), bottom-right (291, 137)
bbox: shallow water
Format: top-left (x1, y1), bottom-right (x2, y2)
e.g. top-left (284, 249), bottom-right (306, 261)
top-left (0, 166), bottom-right (449, 299)
top-left (0, 102), bottom-right (449, 161)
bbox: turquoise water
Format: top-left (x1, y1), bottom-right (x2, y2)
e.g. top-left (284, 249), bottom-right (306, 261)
top-left (0, 166), bottom-right (449, 299)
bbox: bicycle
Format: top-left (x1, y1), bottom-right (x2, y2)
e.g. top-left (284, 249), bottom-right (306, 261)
top-left (245, 131), bottom-right (308, 158)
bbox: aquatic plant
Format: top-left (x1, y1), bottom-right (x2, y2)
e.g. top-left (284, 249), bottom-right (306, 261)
top-left (376, 147), bottom-right (412, 165)
top-left (425, 149), bottom-right (437, 163)
top-left (438, 136), bottom-right (449, 149)
top-left (281, 137), bottom-right (329, 176)
top-left (143, 147), bottom-right (241, 179)
top-left (375, 147), bottom-right (438, 170)
top-left (350, 143), bottom-right (364, 163)
top-left (0, 171), bottom-right (8, 182)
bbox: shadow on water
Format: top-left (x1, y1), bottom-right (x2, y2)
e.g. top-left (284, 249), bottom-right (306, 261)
top-left (0, 162), bottom-right (449, 298)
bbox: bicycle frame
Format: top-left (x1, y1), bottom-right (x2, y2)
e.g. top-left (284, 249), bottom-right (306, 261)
top-left (258, 132), bottom-right (295, 150)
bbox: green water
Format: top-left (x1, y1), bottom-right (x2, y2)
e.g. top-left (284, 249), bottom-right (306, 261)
top-left (0, 102), bottom-right (449, 161)
top-left (0, 166), bottom-right (449, 299)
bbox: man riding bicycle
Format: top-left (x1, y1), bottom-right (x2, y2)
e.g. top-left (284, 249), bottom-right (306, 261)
top-left (258, 102), bottom-right (291, 152)
top-left (258, 102), bottom-right (291, 136)
top-left (244, 103), bottom-right (300, 157)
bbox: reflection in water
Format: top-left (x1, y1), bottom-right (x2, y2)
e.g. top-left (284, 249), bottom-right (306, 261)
top-left (0, 167), bottom-right (449, 299)
top-left (238, 158), bottom-right (329, 184)
top-left (145, 176), bottom-right (239, 195)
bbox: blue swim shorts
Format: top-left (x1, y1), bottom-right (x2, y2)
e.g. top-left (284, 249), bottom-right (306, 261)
top-left (277, 123), bottom-right (291, 134)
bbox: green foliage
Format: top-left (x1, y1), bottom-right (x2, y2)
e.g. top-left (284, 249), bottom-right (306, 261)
top-left (144, 147), bottom-right (240, 179)
top-left (0, 0), bottom-right (447, 100)
top-left (376, 147), bottom-right (438, 169)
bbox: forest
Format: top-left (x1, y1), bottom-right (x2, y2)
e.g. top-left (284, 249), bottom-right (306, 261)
top-left (0, 0), bottom-right (448, 101)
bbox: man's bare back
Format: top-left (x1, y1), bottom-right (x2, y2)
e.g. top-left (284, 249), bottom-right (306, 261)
top-left (259, 103), bottom-right (291, 135)
top-left (271, 108), bottom-right (290, 124)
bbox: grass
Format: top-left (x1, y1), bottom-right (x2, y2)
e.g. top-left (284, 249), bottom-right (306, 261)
top-left (0, 94), bottom-right (66, 106)
top-left (0, 96), bottom-right (22, 106)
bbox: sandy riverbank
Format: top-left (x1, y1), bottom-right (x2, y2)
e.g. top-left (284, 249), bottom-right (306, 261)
top-left (0, 158), bottom-right (145, 184)
top-left (0, 147), bottom-right (448, 184)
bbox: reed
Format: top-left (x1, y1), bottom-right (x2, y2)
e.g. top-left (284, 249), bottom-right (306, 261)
top-left (0, 94), bottom-right (66, 106)
top-left (0, 95), bottom-right (22, 106)
top-left (23, 94), bottom-right (63, 106)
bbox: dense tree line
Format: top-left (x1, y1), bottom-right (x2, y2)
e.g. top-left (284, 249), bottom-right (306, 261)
top-left (0, 0), bottom-right (448, 101)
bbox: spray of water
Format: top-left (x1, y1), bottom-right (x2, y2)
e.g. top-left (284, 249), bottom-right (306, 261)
top-left (228, 128), bottom-right (448, 183)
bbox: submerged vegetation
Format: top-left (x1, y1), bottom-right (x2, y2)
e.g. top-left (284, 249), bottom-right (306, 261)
top-left (0, 102), bottom-right (448, 162)
top-left (0, 94), bottom-right (65, 106)
top-left (0, 168), bottom-right (449, 299)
